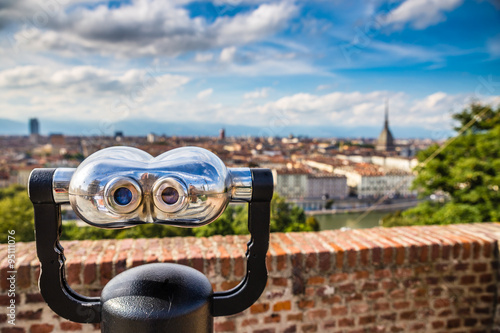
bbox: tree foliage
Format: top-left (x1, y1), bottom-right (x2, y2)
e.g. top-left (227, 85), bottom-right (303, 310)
top-left (383, 103), bottom-right (500, 227)
top-left (0, 185), bottom-right (35, 242)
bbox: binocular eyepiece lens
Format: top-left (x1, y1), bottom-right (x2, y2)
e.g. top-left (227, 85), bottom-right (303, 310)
top-left (153, 177), bottom-right (187, 213)
top-left (114, 187), bottom-right (133, 206)
top-left (104, 177), bottom-right (142, 214)
top-left (161, 187), bottom-right (179, 205)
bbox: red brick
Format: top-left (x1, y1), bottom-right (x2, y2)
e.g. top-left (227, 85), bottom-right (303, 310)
top-left (287, 313), bottom-right (303, 321)
top-left (1, 328), bottom-right (26, 333)
top-left (460, 275), bottom-right (476, 285)
top-left (434, 298), bottom-right (451, 308)
top-left (374, 302), bottom-right (390, 311)
top-left (473, 263), bottom-right (487, 272)
top-left (337, 283), bottom-right (355, 293)
top-left (352, 303), bottom-right (370, 314)
top-left (362, 281), bottom-right (378, 291)
top-left (318, 251), bottom-right (330, 272)
top-left (250, 303), bottom-right (269, 314)
top-left (338, 318), bottom-right (355, 327)
top-left (411, 288), bottom-right (426, 298)
top-left (329, 273), bottom-right (348, 283)
top-left (390, 289), bottom-right (405, 299)
top-left (66, 261), bottom-right (81, 285)
top-left (346, 293), bottom-right (362, 302)
top-left (83, 254), bottom-right (97, 285)
top-left (59, 322), bottom-right (82, 331)
top-left (374, 269), bottom-right (391, 279)
top-left (241, 318), bottom-right (258, 327)
top-left (264, 314), bottom-right (280, 324)
top-left (301, 324), bottom-right (317, 332)
top-left (480, 273), bottom-right (493, 283)
top-left (0, 294), bottom-right (19, 306)
top-left (273, 301), bottom-right (291, 312)
top-left (372, 247), bottom-right (382, 265)
top-left (307, 276), bottom-right (325, 285)
top-left (454, 262), bottom-right (469, 271)
top-left (322, 295), bottom-right (341, 304)
top-left (331, 306), bottom-right (348, 316)
top-left (447, 319), bottom-right (461, 329)
top-left (29, 324), bottom-right (54, 333)
top-left (298, 300), bottom-right (314, 309)
top-left (411, 323), bottom-right (425, 330)
top-left (307, 309), bottom-right (327, 319)
top-left (400, 311), bottom-right (416, 320)
top-left (393, 301), bottom-right (410, 309)
top-left (214, 320), bottom-right (235, 332)
top-left (396, 245), bottom-right (405, 265)
top-left (432, 321), bottom-right (445, 329)
top-left (355, 271), bottom-right (369, 279)
top-left (368, 291), bottom-right (385, 299)
top-left (381, 313), bottom-right (396, 321)
top-left (221, 281), bottom-right (239, 290)
top-left (272, 278), bottom-right (288, 287)
top-left (17, 309), bottom-right (42, 320)
top-left (253, 329), bottom-right (275, 333)
top-left (359, 315), bottom-right (376, 325)
top-left (233, 256), bottom-right (244, 277)
top-left (323, 321), bottom-right (336, 329)
top-left (25, 293), bottom-right (44, 303)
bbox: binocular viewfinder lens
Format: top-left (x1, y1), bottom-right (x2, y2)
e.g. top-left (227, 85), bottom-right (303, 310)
top-left (114, 187), bottom-right (133, 206)
top-left (162, 187), bottom-right (179, 205)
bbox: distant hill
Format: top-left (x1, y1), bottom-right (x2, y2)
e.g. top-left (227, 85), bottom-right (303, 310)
top-left (0, 118), bottom-right (444, 139)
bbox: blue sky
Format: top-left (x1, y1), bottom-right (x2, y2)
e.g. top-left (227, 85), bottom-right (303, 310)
top-left (0, 0), bottom-right (499, 137)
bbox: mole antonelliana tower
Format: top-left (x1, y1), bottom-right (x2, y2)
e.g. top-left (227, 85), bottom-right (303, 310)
top-left (375, 101), bottom-right (395, 152)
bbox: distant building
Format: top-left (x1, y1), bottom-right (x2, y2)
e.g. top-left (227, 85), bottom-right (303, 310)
top-left (333, 163), bottom-right (416, 198)
top-left (307, 174), bottom-right (348, 199)
top-left (29, 118), bottom-right (39, 135)
top-left (115, 131), bottom-right (124, 142)
top-left (147, 133), bottom-right (157, 143)
top-left (376, 101), bottom-right (395, 152)
top-left (50, 134), bottom-right (65, 146)
top-left (272, 168), bottom-right (309, 199)
top-left (219, 128), bottom-right (226, 141)
top-left (29, 118), bottom-right (40, 144)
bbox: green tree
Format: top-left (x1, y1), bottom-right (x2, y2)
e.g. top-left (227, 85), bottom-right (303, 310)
top-left (383, 103), bottom-right (500, 227)
top-left (0, 186), bottom-right (35, 243)
top-left (194, 193), bottom-right (319, 237)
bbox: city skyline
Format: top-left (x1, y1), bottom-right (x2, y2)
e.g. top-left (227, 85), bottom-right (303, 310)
top-left (0, 0), bottom-right (499, 137)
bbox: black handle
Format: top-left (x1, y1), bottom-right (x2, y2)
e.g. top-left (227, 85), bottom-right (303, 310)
top-left (30, 168), bottom-right (101, 323)
top-left (212, 169), bottom-right (273, 316)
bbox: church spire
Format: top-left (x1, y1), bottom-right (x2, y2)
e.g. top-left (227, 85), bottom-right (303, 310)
top-left (384, 99), bottom-right (389, 128)
top-left (376, 99), bottom-right (395, 152)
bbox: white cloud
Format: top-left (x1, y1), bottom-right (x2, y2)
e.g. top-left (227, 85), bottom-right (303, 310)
top-left (487, 34), bottom-right (500, 58)
top-left (220, 90), bottom-right (500, 130)
top-left (244, 87), bottom-right (270, 99)
top-left (0, 65), bottom-right (189, 94)
top-left (197, 88), bottom-right (213, 99)
top-left (0, 65), bottom-right (190, 122)
top-left (6, 0), bottom-right (298, 58)
top-left (219, 46), bottom-right (237, 63)
top-left (195, 53), bottom-right (214, 62)
top-left (384, 0), bottom-right (463, 30)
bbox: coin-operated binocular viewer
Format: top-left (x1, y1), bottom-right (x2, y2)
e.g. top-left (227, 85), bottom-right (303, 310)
top-left (28, 146), bottom-right (273, 332)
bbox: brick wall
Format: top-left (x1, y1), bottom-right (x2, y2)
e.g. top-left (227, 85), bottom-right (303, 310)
top-left (1, 223), bottom-right (500, 333)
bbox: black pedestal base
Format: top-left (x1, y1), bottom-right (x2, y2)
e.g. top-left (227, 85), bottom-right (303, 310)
top-left (101, 263), bottom-right (213, 333)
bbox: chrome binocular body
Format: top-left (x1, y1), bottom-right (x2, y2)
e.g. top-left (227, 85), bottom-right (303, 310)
top-left (51, 146), bottom-right (253, 228)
